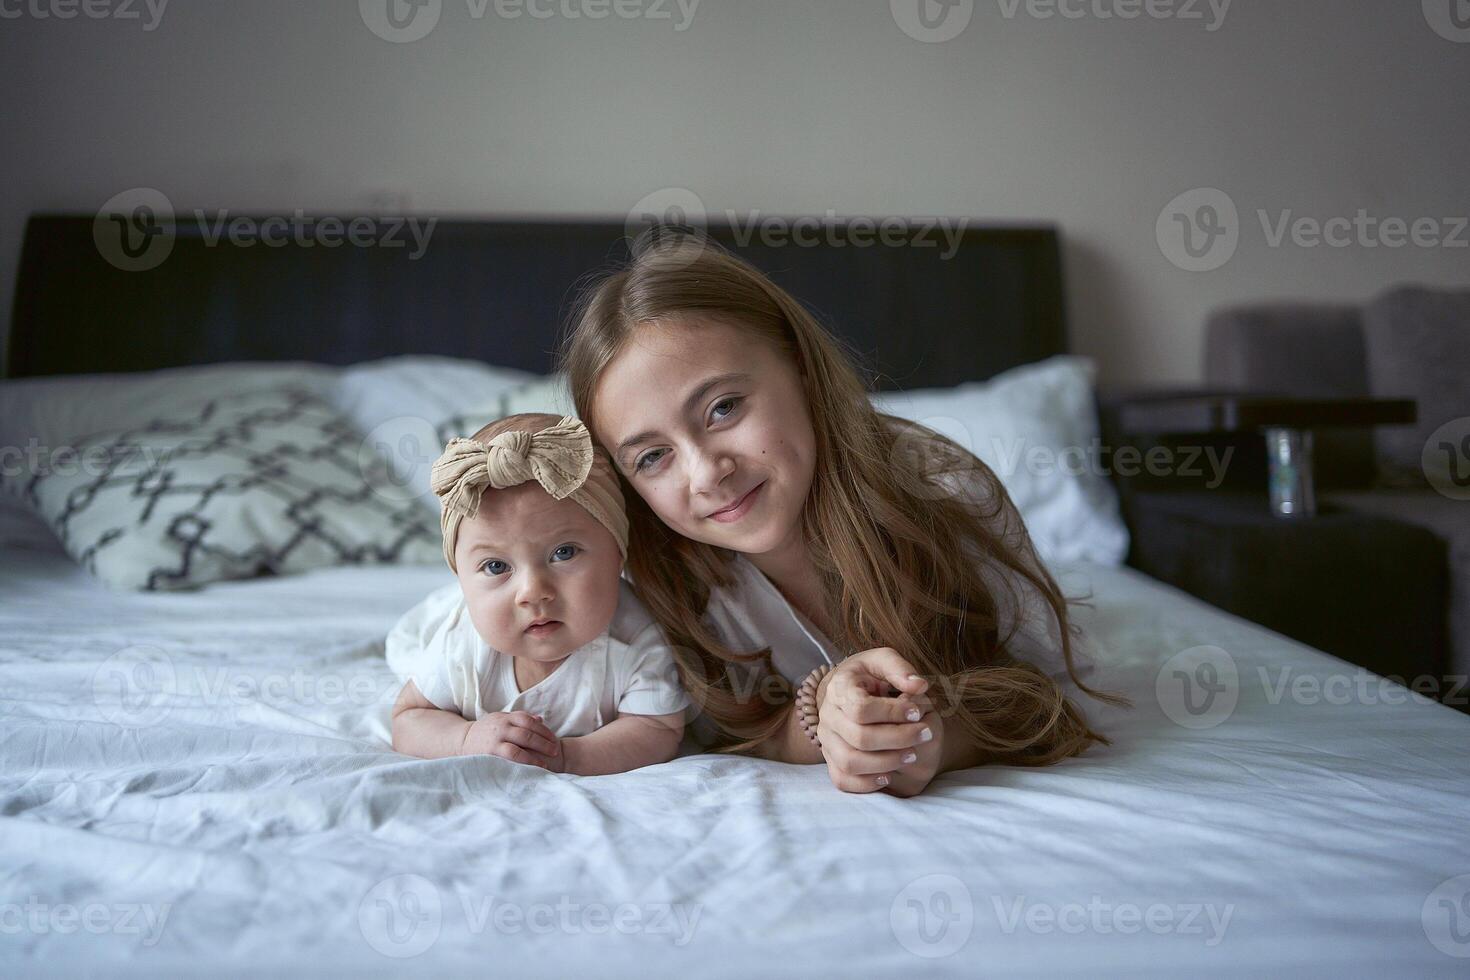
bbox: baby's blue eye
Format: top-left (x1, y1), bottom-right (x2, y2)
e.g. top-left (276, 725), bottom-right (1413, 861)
top-left (551, 544), bottom-right (578, 562)
top-left (480, 559), bottom-right (509, 576)
top-left (711, 397), bottom-right (740, 421)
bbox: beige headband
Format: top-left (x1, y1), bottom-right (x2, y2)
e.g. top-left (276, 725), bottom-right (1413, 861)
top-left (429, 415), bottom-right (629, 572)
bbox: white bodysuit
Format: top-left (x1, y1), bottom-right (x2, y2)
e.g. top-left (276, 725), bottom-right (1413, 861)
top-left (385, 578), bottom-right (689, 738)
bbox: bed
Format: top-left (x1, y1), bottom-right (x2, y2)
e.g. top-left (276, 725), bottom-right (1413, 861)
top-left (2, 216), bottom-right (1468, 977)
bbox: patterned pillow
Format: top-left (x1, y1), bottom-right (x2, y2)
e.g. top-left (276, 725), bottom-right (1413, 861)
top-left (22, 386), bottom-right (441, 590)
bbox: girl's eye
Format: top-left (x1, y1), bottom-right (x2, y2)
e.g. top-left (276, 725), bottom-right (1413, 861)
top-left (711, 396), bottom-right (741, 422)
top-left (634, 448), bottom-right (667, 473)
top-left (480, 559), bottom-right (509, 576)
top-left (631, 398), bottom-right (740, 475)
top-left (551, 544), bottom-right (578, 562)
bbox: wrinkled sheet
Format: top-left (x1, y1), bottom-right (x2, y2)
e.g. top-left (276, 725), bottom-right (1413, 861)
top-left (1, 550), bottom-right (1467, 978)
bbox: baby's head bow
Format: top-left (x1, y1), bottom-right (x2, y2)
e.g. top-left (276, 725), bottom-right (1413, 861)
top-left (429, 414), bottom-right (628, 572)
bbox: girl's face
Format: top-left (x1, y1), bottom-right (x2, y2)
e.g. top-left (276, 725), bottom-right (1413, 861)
top-left (590, 318), bottom-right (817, 559)
top-left (453, 482), bottom-right (623, 664)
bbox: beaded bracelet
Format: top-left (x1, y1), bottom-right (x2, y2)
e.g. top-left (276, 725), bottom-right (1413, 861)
top-left (795, 663), bottom-right (834, 748)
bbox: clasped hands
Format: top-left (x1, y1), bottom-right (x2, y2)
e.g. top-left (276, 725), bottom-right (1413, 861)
top-left (813, 647), bottom-right (945, 797)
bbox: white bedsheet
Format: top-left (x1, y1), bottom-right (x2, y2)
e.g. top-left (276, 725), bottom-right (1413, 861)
top-left (2, 549), bottom-right (1468, 978)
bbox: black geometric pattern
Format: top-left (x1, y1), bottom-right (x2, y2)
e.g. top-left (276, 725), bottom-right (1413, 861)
top-left (22, 386), bottom-right (441, 590)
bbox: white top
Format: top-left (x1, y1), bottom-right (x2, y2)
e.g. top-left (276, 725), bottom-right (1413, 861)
top-left (384, 578), bottom-right (690, 738)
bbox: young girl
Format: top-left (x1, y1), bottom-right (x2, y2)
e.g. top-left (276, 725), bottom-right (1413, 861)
top-left (386, 412), bottom-right (689, 775)
top-left (559, 235), bottom-right (1121, 797)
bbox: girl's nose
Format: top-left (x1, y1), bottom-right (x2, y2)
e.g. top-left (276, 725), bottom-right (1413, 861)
top-left (687, 447), bottom-right (735, 497)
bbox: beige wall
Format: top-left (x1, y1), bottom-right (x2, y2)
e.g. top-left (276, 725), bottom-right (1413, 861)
top-left (2, 0), bottom-right (1467, 382)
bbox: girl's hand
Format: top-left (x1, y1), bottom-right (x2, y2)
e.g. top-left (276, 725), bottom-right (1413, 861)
top-left (874, 689), bottom-right (943, 797)
top-left (816, 647), bottom-right (941, 796)
top-left (460, 710), bottom-right (561, 770)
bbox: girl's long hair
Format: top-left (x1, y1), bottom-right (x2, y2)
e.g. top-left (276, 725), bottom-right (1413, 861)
top-left (558, 233), bottom-right (1122, 765)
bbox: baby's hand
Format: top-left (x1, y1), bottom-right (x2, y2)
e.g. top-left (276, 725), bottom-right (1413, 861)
top-left (460, 711), bottom-right (561, 770)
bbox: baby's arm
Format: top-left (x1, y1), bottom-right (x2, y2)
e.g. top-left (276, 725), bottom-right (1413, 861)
top-left (556, 712), bottom-right (684, 776)
top-left (391, 679), bottom-right (473, 758)
top-left (391, 680), bottom-right (560, 767)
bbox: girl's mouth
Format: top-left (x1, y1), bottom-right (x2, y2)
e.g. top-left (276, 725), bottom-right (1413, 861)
top-left (524, 620), bottom-right (562, 636)
top-left (707, 481), bottom-right (766, 524)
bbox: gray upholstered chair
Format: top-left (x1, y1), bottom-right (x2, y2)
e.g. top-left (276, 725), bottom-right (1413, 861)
top-left (1204, 287), bottom-right (1470, 681)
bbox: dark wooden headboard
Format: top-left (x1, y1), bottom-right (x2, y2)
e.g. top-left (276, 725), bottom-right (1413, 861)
top-left (6, 214), bottom-right (1068, 389)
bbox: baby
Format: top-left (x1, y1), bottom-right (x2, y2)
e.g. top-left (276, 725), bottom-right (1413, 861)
top-left (386, 412), bottom-right (689, 774)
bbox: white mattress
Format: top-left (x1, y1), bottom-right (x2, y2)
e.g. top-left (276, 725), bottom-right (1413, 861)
top-left (2, 549), bottom-right (1468, 978)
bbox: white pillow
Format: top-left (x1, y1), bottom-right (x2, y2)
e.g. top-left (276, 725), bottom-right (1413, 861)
top-left (333, 356), bottom-right (540, 516)
top-left (870, 356), bottom-right (1129, 565)
top-left (330, 355), bottom-right (537, 438)
top-left (22, 385), bottom-right (441, 590)
top-left (499, 374), bottom-right (575, 418)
